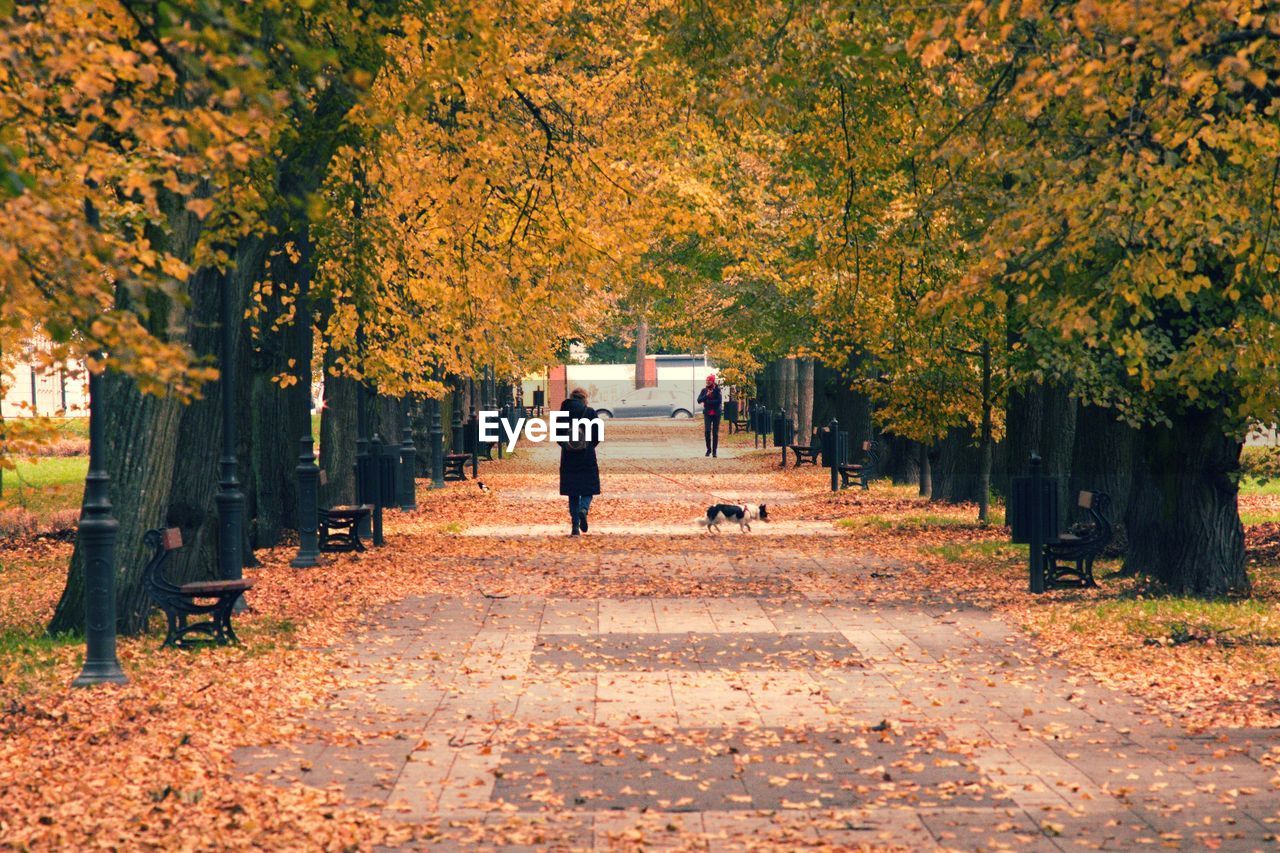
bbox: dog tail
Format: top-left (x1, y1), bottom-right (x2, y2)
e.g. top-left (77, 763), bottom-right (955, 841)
top-left (696, 517), bottom-right (712, 528)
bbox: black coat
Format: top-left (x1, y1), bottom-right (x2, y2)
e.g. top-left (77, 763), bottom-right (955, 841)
top-left (558, 398), bottom-right (602, 496)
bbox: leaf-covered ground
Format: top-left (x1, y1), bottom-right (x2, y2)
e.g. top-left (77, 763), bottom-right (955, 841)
top-left (1, 421), bottom-right (1278, 848)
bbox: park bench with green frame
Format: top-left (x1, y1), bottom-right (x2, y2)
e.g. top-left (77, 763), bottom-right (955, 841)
top-left (838, 440), bottom-right (880, 489)
top-left (143, 527), bottom-right (252, 648)
top-left (443, 452), bottom-right (470, 481)
top-left (319, 504), bottom-right (372, 552)
top-left (789, 431), bottom-right (821, 466)
top-left (1044, 491), bottom-right (1112, 588)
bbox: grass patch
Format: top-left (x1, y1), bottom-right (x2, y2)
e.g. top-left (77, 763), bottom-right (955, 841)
top-left (1, 455), bottom-right (87, 518)
top-left (921, 539), bottom-right (1028, 562)
top-left (1069, 595), bottom-right (1280, 644)
top-left (439, 521), bottom-right (467, 534)
top-left (0, 629), bottom-right (80, 694)
top-left (839, 513), bottom-right (993, 531)
top-left (235, 616), bottom-right (299, 655)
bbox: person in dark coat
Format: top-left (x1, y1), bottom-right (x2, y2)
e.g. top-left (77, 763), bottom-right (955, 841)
top-left (558, 387), bottom-right (602, 536)
top-left (697, 374), bottom-right (723, 457)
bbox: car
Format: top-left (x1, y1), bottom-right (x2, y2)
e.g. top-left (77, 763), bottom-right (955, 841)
top-left (594, 386), bottom-right (697, 419)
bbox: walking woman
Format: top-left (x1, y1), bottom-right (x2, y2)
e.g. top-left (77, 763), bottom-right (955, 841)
top-left (558, 387), bottom-right (601, 536)
top-left (697, 374), bottom-right (722, 457)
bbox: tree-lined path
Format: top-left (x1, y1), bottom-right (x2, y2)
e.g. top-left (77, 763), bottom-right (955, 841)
top-left (236, 423), bottom-right (1280, 849)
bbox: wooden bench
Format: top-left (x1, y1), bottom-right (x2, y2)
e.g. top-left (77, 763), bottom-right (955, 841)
top-left (443, 452), bottom-right (470, 481)
top-left (838, 440), bottom-right (879, 489)
top-left (789, 432), bottom-right (820, 467)
top-left (319, 504), bottom-right (372, 552)
top-left (142, 527), bottom-right (253, 648)
top-left (1045, 491), bottom-right (1112, 588)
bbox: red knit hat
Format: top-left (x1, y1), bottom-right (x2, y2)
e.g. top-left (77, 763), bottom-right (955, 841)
top-left (706, 374), bottom-right (716, 381)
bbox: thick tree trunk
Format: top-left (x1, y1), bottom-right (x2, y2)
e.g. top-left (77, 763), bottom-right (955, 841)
top-left (918, 443), bottom-right (932, 498)
top-left (50, 200), bottom-right (199, 636)
top-left (48, 372), bottom-right (185, 635)
top-left (814, 358), bottom-right (872, 446)
top-left (634, 316), bottom-right (648, 389)
top-left (164, 255), bottom-right (262, 585)
top-left (932, 428), bottom-right (983, 504)
top-left (1070, 403), bottom-right (1136, 533)
top-left (319, 368), bottom-right (358, 508)
top-left (249, 232), bottom-right (314, 546)
top-left (1124, 409), bottom-right (1246, 595)
top-left (371, 393), bottom-right (402, 446)
top-left (785, 357), bottom-right (800, 425)
top-left (1005, 381), bottom-right (1076, 513)
top-left (885, 435), bottom-right (920, 486)
top-left (780, 357), bottom-right (797, 425)
top-left (797, 358), bottom-right (814, 439)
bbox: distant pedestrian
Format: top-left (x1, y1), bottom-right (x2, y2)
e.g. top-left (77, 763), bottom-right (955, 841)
top-left (697, 374), bottom-right (722, 457)
top-left (558, 387), bottom-right (601, 536)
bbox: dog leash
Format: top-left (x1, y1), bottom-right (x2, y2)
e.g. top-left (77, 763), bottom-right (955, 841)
top-left (609, 457), bottom-right (740, 505)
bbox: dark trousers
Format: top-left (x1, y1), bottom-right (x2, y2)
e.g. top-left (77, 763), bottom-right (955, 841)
top-left (568, 495), bottom-right (594, 520)
top-left (704, 415), bottom-right (720, 454)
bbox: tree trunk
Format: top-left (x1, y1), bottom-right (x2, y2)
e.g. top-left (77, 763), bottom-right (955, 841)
top-left (932, 427), bottom-right (983, 504)
top-left (884, 435), bottom-right (920, 486)
top-left (249, 232), bottom-right (315, 546)
top-left (634, 315), bottom-right (648, 389)
top-left (50, 199), bottom-right (200, 636)
top-left (1005, 381), bottom-right (1076, 513)
top-left (977, 343), bottom-right (993, 522)
top-left (48, 372), bottom-right (185, 635)
top-left (1070, 403), bottom-right (1136, 533)
top-left (918, 443), bottom-right (932, 498)
top-left (797, 357), bottom-right (814, 439)
top-left (319, 368), bottom-right (358, 508)
top-left (780, 357), bottom-right (797, 425)
top-left (1124, 409), bottom-right (1246, 595)
top-left (163, 254), bottom-right (262, 585)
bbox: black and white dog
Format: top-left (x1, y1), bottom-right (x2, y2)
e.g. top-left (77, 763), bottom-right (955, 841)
top-left (699, 503), bottom-right (769, 533)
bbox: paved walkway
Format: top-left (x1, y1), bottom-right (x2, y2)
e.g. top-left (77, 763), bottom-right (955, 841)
top-left (237, 423), bottom-right (1280, 849)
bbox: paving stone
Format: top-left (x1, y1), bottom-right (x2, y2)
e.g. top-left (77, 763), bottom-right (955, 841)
top-left (531, 631), bottom-right (860, 671)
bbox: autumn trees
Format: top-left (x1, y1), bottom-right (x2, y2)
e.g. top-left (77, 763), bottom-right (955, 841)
top-left (5, 0), bottom-right (1278, 604)
top-left (644, 0), bottom-right (1280, 595)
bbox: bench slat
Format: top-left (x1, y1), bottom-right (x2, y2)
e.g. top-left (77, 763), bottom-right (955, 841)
top-left (180, 580), bottom-right (254, 595)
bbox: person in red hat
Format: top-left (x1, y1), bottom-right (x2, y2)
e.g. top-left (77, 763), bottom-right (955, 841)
top-left (697, 373), bottom-right (723, 457)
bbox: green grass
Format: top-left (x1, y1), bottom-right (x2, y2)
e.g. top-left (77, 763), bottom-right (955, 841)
top-left (1, 456), bottom-right (88, 517)
top-left (1239, 478), bottom-right (1280, 497)
top-left (1072, 595), bottom-right (1280, 642)
top-left (921, 539), bottom-right (1028, 561)
top-left (1240, 508), bottom-right (1280, 526)
top-left (0, 629), bottom-right (81, 693)
top-left (47, 417), bottom-right (89, 439)
top-left (838, 512), bottom-right (1000, 530)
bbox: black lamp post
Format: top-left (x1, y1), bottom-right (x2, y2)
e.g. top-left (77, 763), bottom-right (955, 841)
top-left (291, 435), bottom-right (321, 568)
top-left (72, 362), bottom-right (127, 687)
top-left (398, 420), bottom-right (417, 511)
top-left (429, 395), bottom-right (445, 489)
top-left (469, 403), bottom-right (479, 479)
top-left (354, 332), bottom-right (372, 539)
top-left (214, 280), bottom-right (247, 609)
top-left (370, 433), bottom-right (385, 546)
